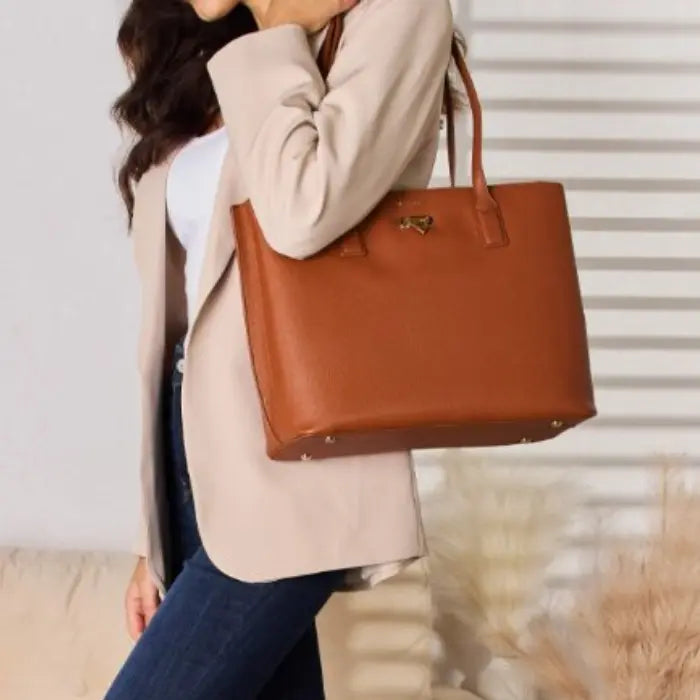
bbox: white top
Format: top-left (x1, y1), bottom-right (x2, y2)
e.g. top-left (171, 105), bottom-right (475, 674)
top-left (166, 126), bottom-right (229, 325)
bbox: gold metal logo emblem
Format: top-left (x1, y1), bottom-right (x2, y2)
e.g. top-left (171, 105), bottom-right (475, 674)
top-left (399, 215), bottom-right (434, 235)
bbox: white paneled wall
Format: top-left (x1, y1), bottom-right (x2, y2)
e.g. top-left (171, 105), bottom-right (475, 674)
top-left (417, 0), bottom-right (700, 591)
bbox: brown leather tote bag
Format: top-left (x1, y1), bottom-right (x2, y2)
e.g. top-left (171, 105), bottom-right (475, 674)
top-left (230, 15), bottom-right (597, 461)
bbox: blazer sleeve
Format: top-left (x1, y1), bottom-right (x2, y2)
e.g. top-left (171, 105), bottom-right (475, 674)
top-left (206, 0), bottom-right (454, 259)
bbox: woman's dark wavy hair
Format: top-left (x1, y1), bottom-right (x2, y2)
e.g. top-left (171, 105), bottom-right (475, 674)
top-left (112, 1), bottom-right (467, 226)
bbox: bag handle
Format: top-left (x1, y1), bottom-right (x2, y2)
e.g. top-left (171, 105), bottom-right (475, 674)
top-left (317, 14), bottom-right (508, 249)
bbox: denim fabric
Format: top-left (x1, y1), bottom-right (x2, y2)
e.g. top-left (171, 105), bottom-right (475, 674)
top-left (104, 337), bottom-right (346, 700)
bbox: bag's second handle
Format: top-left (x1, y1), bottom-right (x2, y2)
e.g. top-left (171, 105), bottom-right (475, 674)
top-left (445, 42), bottom-right (508, 247)
top-left (317, 15), bottom-right (508, 249)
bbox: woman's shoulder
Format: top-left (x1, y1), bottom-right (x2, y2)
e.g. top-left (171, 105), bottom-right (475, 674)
top-left (345, 0), bottom-right (453, 34)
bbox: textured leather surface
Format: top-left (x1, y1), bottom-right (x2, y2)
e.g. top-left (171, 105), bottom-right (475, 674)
top-left (232, 14), bottom-right (596, 461)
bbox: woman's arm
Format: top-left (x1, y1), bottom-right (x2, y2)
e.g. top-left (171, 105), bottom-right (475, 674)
top-left (207, 0), bottom-right (454, 259)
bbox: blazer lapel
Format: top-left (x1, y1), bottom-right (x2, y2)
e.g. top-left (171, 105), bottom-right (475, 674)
top-left (131, 156), bottom-right (175, 373)
top-left (185, 142), bottom-right (241, 350)
top-left (131, 160), bottom-right (169, 284)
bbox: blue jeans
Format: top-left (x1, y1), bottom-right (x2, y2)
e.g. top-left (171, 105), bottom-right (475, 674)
top-left (104, 338), bottom-right (346, 699)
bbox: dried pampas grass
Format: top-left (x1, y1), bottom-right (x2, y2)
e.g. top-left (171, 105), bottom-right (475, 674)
top-left (502, 466), bottom-right (700, 700)
top-left (424, 450), bottom-right (572, 676)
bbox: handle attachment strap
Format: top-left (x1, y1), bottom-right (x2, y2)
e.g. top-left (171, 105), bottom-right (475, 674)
top-left (318, 15), bottom-right (508, 249)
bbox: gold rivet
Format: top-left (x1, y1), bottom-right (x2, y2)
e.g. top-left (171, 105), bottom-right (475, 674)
top-left (551, 420), bottom-right (564, 429)
top-left (520, 437), bottom-right (532, 444)
top-left (301, 453), bottom-right (313, 461)
top-left (324, 436), bottom-right (336, 444)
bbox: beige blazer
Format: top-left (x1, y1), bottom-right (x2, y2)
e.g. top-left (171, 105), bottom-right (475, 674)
top-left (130, 0), bottom-right (455, 599)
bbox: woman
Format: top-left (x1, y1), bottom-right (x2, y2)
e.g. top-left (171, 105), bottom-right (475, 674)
top-left (106, 0), bottom-right (461, 697)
